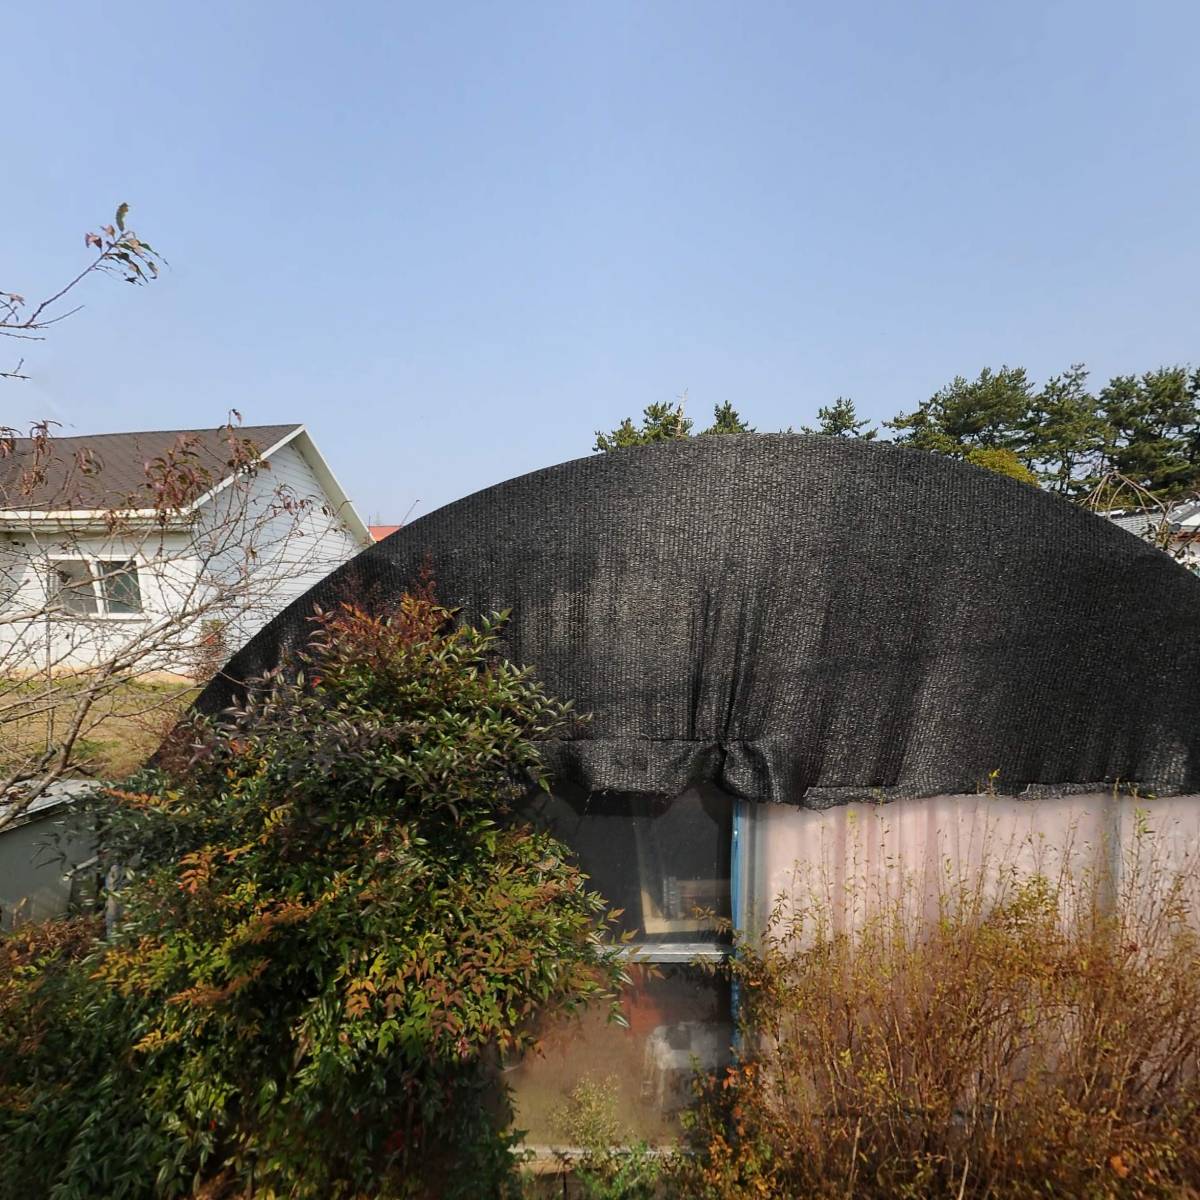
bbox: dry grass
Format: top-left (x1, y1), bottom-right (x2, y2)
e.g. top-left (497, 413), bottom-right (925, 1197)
top-left (0, 676), bottom-right (193, 781)
top-left (676, 827), bottom-right (1200, 1199)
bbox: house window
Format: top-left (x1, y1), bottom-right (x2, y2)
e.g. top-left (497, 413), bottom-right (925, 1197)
top-left (51, 559), bottom-right (143, 617)
top-left (97, 560), bottom-right (143, 614)
top-left (509, 785), bottom-right (736, 1145)
top-left (51, 560), bottom-right (100, 615)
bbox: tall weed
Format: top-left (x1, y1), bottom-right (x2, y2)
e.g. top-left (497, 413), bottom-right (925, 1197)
top-left (675, 821), bottom-right (1200, 1199)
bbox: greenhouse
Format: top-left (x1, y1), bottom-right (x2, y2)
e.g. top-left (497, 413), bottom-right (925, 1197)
top-left (196, 434), bottom-right (1200, 1144)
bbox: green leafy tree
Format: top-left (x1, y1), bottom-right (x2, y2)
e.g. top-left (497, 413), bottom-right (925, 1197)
top-left (964, 446), bottom-right (1039, 486)
top-left (0, 593), bottom-right (626, 1199)
top-left (801, 396), bottom-right (877, 439)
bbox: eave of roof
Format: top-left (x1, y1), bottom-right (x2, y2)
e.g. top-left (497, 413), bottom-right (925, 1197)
top-left (0, 423), bottom-right (371, 545)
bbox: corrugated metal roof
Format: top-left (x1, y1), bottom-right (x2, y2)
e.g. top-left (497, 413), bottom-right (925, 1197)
top-left (0, 424), bottom-right (301, 511)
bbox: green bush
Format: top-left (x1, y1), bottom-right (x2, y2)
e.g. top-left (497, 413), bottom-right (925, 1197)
top-left (673, 848), bottom-right (1200, 1199)
top-left (0, 592), bottom-right (626, 1199)
top-left (550, 1076), bottom-right (664, 1200)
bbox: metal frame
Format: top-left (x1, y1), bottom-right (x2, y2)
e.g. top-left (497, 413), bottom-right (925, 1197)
top-left (616, 941), bottom-right (729, 964)
top-left (730, 798), bottom-right (747, 1039)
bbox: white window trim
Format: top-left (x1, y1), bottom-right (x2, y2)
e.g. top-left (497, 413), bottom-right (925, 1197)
top-left (48, 555), bottom-right (147, 620)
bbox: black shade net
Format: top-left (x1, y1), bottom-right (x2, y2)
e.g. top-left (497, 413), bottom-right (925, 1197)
top-left (193, 435), bottom-right (1200, 806)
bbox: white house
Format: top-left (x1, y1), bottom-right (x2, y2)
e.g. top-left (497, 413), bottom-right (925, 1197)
top-left (0, 423), bottom-right (371, 679)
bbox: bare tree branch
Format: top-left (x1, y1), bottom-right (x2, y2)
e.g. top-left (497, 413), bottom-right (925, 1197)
top-left (0, 417), bottom-right (360, 831)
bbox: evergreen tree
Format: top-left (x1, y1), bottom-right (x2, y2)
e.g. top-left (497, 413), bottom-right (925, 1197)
top-left (1097, 367), bottom-right (1200, 499)
top-left (594, 399), bottom-right (751, 451)
top-left (703, 400), bottom-right (755, 435)
top-left (591, 366), bottom-right (1200, 505)
top-left (593, 402), bottom-right (692, 452)
top-left (1023, 364), bottom-right (1106, 497)
top-left (802, 396), bottom-right (877, 439)
top-left (886, 367), bottom-right (1033, 457)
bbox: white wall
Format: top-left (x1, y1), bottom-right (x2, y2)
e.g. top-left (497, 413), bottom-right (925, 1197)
top-left (0, 528), bottom-right (199, 675)
top-left (0, 436), bottom-right (365, 677)
top-left (199, 437), bottom-right (365, 656)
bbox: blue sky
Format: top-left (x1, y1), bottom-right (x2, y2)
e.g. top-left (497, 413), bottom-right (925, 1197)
top-left (5, 1), bottom-right (1199, 522)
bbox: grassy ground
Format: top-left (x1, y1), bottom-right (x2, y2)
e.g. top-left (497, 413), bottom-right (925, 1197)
top-left (1, 676), bottom-right (195, 782)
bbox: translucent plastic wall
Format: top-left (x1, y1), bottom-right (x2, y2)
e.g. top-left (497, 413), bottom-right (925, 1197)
top-left (743, 792), bottom-right (1200, 939)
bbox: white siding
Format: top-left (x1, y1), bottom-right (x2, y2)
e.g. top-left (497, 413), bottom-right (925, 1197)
top-left (0, 528), bottom-right (200, 674)
top-left (0, 434), bottom-right (366, 678)
top-left (199, 438), bottom-right (365, 659)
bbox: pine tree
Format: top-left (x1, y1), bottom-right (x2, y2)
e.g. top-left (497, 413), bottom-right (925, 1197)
top-left (593, 401), bottom-right (692, 452)
top-left (590, 366), bottom-right (1200, 505)
top-left (886, 367), bottom-right (1032, 456)
top-left (703, 401), bottom-right (755, 435)
top-left (594, 399), bottom-right (752, 451)
top-left (1098, 367), bottom-right (1200, 499)
top-left (802, 396), bottom-right (877, 439)
top-left (1023, 364), bottom-right (1105, 496)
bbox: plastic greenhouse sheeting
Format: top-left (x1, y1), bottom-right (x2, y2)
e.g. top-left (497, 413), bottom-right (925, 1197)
top-left (193, 435), bottom-right (1200, 806)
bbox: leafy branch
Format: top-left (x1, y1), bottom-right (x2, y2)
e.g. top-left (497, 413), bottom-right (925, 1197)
top-left (1, 203), bottom-right (163, 381)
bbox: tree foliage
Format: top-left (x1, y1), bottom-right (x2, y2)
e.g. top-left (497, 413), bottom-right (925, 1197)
top-left (963, 446), bottom-right (1038, 486)
top-left (800, 396), bottom-right (876, 439)
top-left (704, 401), bottom-right (755, 436)
top-left (887, 367), bottom-right (1034, 457)
top-left (1097, 367), bottom-right (1200, 499)
top-left (0, 593), bottom-right (625, 1199)
top-left (1024, 364), bottom-right (1106, 495)
top-left (889, 364), bottom-right (1200, 500)
top-left (593, 399), bottom-right (752, 452)
top-left (595, 364), bottom-right (1200, 501)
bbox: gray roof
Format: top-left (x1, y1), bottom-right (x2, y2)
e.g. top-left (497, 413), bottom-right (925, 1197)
top-left (0, 424), bottom-right (301, 511)
top-left (0, 780), bottom-right (99, 831)
top-left (1107, 499), bottom-right (1200, 539)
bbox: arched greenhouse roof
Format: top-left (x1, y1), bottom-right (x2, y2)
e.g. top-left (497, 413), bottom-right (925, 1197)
top-left (194, 434), bottom-right (1200, 805)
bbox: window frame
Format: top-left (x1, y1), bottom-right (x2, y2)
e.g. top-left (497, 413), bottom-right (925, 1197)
top-left (524, 783), bottom-right (735, 960)
top-left (507, 790), bottom-right (749, 1151)
top-left (49, 555), bottom-right (146, 619)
